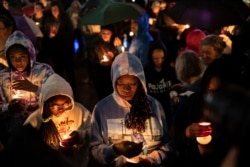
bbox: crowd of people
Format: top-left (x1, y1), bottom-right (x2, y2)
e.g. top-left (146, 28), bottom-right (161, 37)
top-left (0, 0), bottom-right (250, 167)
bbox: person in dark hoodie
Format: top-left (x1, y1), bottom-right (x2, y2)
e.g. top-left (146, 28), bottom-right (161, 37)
top-left (144, 40), bottom-right (179, 129)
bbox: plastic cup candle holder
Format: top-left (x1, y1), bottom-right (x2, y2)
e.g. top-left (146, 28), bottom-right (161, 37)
top-left (196, 122), bottom-right (212, 145)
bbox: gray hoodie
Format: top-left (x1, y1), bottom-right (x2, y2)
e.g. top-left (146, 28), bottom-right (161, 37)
top-left (90, 52), bottom-right (173, 166)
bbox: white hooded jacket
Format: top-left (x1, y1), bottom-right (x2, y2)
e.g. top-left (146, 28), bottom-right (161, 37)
top-left (24, 73), bottom-right (91, 145)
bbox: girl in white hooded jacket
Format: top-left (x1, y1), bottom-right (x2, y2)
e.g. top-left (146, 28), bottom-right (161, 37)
top-left (1, 73), bottom-right (91, 167)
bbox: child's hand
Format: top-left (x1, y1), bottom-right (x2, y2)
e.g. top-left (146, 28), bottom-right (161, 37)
top-left (12, 78), bottom-right (38, 92)
top-left (60, 131), bottom-right (79, 148)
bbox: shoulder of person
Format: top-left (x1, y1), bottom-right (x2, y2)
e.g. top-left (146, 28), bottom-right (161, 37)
top-left (74, 102), bottom-right (91, 115)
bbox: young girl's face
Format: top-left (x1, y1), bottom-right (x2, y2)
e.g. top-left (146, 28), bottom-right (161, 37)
top-left (9, 47), bottom-right (29, 72)
top-left (152, 49), bottom-right (165, 68)
top-left (49, 97), bottom-right (72, 117)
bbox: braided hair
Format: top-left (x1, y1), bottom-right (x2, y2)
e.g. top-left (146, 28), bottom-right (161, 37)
top-left (125, 80), bottom-right (152, 132)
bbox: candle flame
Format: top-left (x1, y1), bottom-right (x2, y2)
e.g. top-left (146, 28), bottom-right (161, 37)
top-left (12, 90), bottom-right (21, 99)
top-left (102, 55), bottom-right (109, 62)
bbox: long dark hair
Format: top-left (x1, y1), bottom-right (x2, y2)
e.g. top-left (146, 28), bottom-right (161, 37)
top-left (125, 80), bottom-right (152, 132)
top-left (39, 95), bottom-right (70, 150)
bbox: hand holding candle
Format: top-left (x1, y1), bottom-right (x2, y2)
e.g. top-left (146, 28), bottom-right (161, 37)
top-left (196, 122), bottom-right (212, 145)
top-left (12, 77), bottom-right (38, 92)
top-left (113, 141), bottom-right (143, 158)
top-left (60, 131), bottom-right (79, 148)
top-left (101, 52), bottom-right (114, 65)
top-left (101, 55), bottom-right (109, 63)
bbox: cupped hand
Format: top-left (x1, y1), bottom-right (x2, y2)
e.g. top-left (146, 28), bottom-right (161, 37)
top-left (113, 37), bottom-right (122, 47)
top-left (60, 131), bottom-right (79, 148)
top-left (106, 51), bottom-right (114, 60)
top-left (113, 141), bottom-right (143, 158)
top-left (125, 158), bottom-right (152, 167)
top-left (186, 123), bottom-right (212, 138)
top-left (12, 78), bottom-right (38, 92)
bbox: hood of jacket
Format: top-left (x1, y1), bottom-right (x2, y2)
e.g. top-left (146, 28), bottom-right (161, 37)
top-left (24, 73), bottom-right (75, 129)
top-left (111, 52), bottom-right (147, 106)
top-left (4, 30), bottom-right (36, 68)
top-left (136, 13), bottom-right (151, 38)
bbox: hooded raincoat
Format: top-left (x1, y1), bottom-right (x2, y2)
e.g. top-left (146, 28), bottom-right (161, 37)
top-left (89, 52), bottom-right (173, 167)
top-left (0, 30), bottom-right (54, 115)
top-left (128, 14), bottom-right (153, 67)
top-left (24, 73), bottom-right (91, 167)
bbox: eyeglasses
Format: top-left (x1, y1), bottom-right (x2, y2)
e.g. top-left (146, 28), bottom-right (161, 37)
top-left (49, 102), bottom-right (72, 111)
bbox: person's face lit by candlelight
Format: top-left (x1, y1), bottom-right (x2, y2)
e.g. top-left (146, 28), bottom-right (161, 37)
top-left (8, 45), bottom-right (29, 72)
top-left (49, 97), bottom-right (72, 117)
top-left (116, 75), bottom-right (139, 101)
top-left (100, 29), bottom-right (112, 42)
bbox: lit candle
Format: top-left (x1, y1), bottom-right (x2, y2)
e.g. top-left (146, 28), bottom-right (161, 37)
top-left (196, 122), bottom-right (212, 145)
top-left (12, 90), bottom-right (21, 99)
top-left (121, 46), bottom-right (125, 52)
top-left (63, 134), bottom-right (68, 139)
top-left (196, 135), bottom-right (212, 145)
top-left (101, 55), bottom-right (109, 62)
top-left (129, 31), bottom-right (134, 37)
top-left (126, 156), bottom-right (139, 163)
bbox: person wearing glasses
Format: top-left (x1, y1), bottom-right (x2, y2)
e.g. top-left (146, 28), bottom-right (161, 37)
top-left (1, 73), bottom-right (91, 167)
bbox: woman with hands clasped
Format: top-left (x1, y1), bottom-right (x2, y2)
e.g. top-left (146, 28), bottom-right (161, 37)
top-left (0, 30), bottom-right (54, 144)
top-left (89, 52), bottom-right (174, 167)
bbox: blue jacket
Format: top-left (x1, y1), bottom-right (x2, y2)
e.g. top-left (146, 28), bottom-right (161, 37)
top-left (129, 14), bottom-right (153, 67)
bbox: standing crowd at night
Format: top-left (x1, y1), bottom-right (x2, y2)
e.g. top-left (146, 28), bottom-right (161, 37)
top-left (0, 0), bottom-right (250, 167)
